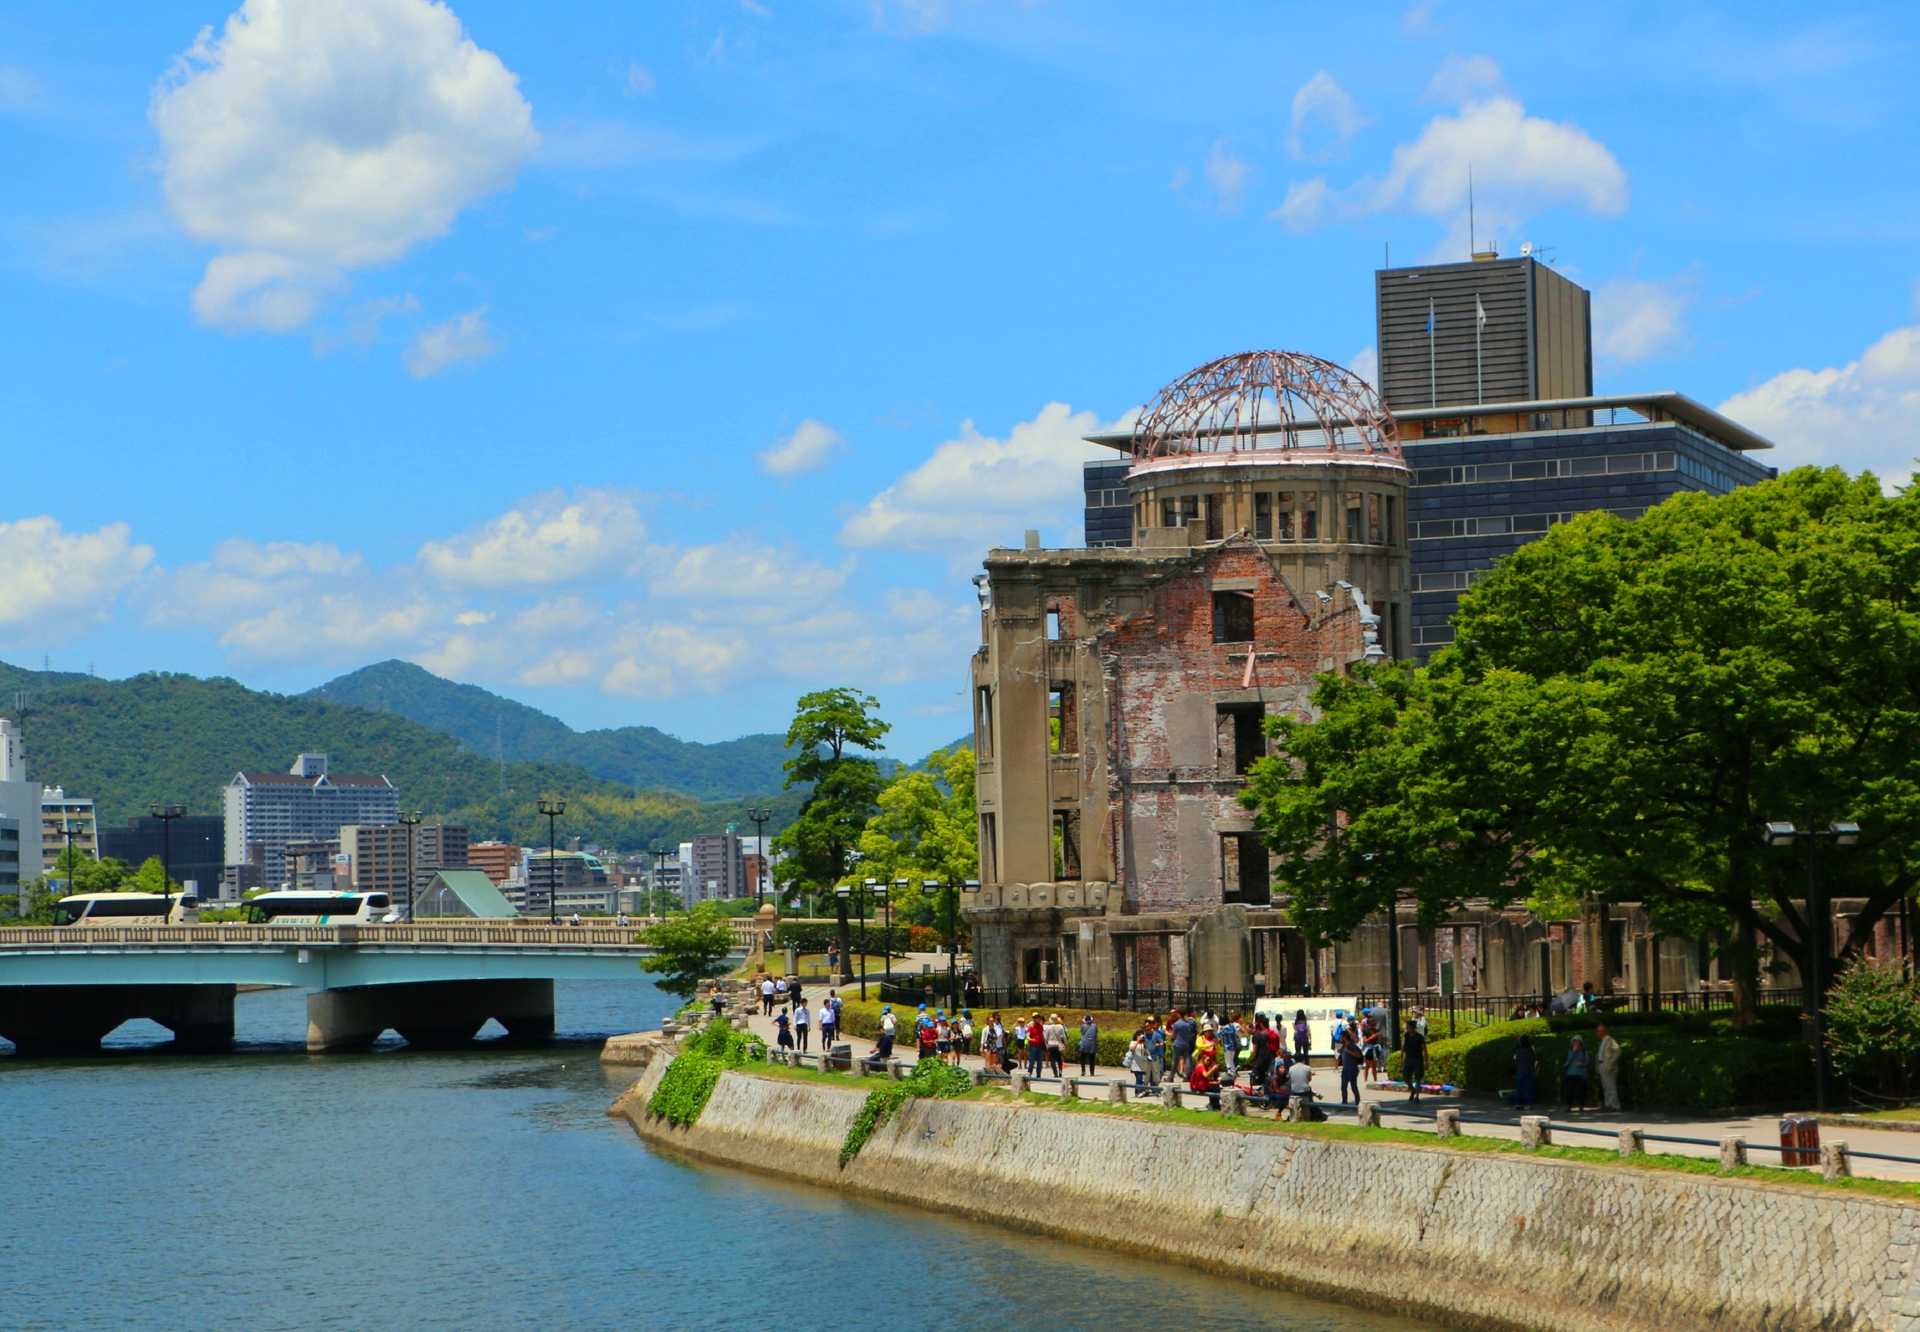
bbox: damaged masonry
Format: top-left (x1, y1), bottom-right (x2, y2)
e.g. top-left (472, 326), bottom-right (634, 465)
top-left (964, 350), bottom-right (1409, 1000)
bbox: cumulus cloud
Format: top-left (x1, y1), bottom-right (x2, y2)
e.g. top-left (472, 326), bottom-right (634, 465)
top-left (1204, 140), bottom-right (1250, 213)
top-left (1720, 322), bottom-right (1920, 488)
top-left (403, 306), bottom-right (498, 376)
top-left (1286, 72), bottom-right (1369, 162)
top-left (759, 419), bottom-right (847, 476)
top-left (839, 402), bottom-right (1120, 555)
top-left (151, 0), bottom-right (536, 332)
top-left (1275, 57), bottom-right (1626, 254)
top-left (1593, 273), bottom-right (1695, 362)
top-left (0, 518), bottom-right (154, 645)
top-left (418, 488), bottom-right (650, 590)
top-left (1423, 53), bottom-right (1503, 105)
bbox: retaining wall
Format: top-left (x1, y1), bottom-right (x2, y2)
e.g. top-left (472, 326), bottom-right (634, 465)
top-left (611, 1063), bottom-right (1920, 1332)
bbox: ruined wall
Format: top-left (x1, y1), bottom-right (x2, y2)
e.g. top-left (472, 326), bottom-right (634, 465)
top-left (618, 1066), bottom-right (1920, 1332)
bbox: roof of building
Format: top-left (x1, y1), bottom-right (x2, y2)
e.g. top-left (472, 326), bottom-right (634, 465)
top-left (417, 868), bottom-right (519, 919)
top-left (229, 771), bottom-right (395, 788)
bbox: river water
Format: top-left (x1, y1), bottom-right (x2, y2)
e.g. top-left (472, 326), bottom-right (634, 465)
top-left (1, 980), bottom-right (1435, 1332)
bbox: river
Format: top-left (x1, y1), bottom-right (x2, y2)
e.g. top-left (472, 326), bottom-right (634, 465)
top-left (1, 980), bottom-right (1436, 1332)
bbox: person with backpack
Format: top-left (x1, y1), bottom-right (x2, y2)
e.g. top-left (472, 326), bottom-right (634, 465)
top-left (1218, 1013), bottom-right (1241, 1080)
top-left (1401, 1018), bottom-right (1427, 1104)
top-left (956, 1010), bottom-right (975, 1063)
top-left (876, 1005), bottom-right (896, 1059)
top-left (1077, 1014), bottom-right (1099, 1077)
top-left (1293, 1010), bottom-right (1311, 1060)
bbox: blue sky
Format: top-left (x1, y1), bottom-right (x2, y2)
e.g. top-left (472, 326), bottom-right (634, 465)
top-left (1, 0), bottom-right (1916, 756)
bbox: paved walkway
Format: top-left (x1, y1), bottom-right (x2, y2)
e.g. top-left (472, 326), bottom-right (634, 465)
top-left (725, 1000), bottom-right (1920, 1184)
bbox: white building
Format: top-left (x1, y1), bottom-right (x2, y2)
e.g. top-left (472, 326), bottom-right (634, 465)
top-left (223, 753), bottom-right (398, 888)
top-left (0, 719), bottom-right (43, 884)
top-left (41, 786), bottom-right (98, 877)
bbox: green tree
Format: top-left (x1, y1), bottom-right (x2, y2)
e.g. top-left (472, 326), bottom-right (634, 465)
top-left (1246, 468), bottom-right (1920, 1027)
top-left (52, 849), bottom-right (132, 894)
top-left (858, 746), bottom-right (977, 935)
top-left (1824, 956), bottom-right (1920, 1098)
top-left (639, 901), bottom-right (737, 999)
top-left (771, 689), bottom-right (889, 968)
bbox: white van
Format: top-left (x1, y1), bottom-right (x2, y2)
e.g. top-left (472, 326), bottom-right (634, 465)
top-left (53, 892), bottom-right (198, 926)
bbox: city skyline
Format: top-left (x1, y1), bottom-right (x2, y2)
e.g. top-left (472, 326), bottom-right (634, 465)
top-left (1, 1), bottom-right (1915, 756)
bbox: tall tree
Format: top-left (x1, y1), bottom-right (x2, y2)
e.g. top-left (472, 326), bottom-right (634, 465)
top-left (1246, 468), bottom-right (1920, 1027)
top-left (858, 746), bottom-right (978, 933)
top-left (772, 689), bottom-right (889, 970)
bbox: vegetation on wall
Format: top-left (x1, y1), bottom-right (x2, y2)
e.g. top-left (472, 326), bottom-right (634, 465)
top-left (838, 1057), bottom-right (972, 1167)
top-left (646, 1022), bottom-right (764, 1126)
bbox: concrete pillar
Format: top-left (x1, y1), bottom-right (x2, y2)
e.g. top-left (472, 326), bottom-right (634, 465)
top-left (1221, 1087), bottom-right (1245, 1117)
top-left (1356, 1101), bottom-right (1380, 1129)
top-left (1618, 1128), bottom-right (1644, 1157)
top-left (1822, 1141), bottom-right (1851, 1182)
top-left (0, 984), bottom-right (237, 1056)
top-left (969, 1069), bottom-right (986, 1089)
top-left (1520, 1115), bottom-right (1551, 1149)
top-left (1060, 1076), bottom-right (1078, 1100)
top-left (1435, 1108), bottom-right (1460, 1139)
top-left (1108, 1079), bottom-right (1128, 1103)
top-left (1719, 1136), bottom-right (1747, 1172)
top-left (1159, 1085), bottom-right (1179, 1110)
top-left (306, 980), bottom-right (554, 1053)
top-left (815, 1052), bottom-right (830, 1074)
top-left (888, 1060), bottom-right (905, 1081)
top-left (1008, 1069), bottom-right (1026, 1095)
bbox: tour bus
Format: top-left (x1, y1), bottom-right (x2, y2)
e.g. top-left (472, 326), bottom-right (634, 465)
top-left (52, 892), bottom-right (199, 926)
top-left (241, 890), bottom-right (394, 925)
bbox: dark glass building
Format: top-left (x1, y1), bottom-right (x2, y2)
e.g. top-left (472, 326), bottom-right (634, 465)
top-left (1082, 459), bottom-right (1131, 548)
top-left (99, 813), bottom-right (225, 895)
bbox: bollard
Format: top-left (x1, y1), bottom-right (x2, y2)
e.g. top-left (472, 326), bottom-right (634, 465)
top-left (855, 1056), bottom-right (870, 1078)
top-left (1618, 1128), bottom-right (1644, 1158)
top-left (1009, 1069), bottom-right (1027, 1095)
top-left (969, 1069), bottom-right (986, 1089)
top-left (1061, 1076), bottom-right (1078, 1101)
top-left (816, 1052), bottom-right (830, 1075)
top-left (887, 1060), bottom-right (904, 1082)
top-left (1435, 1108), bottom-right (1460, 1139)
top-left (1355, 1101), bottom-right (1380, 1129)
top-left (1520, 1116), bottom-right (1551, 1149)
top-left (1160, 1085), bottom-right (1180, 1111)
top-left (1108, 1079), bottom-right (1128, 1104)
top-left (1221, 1087), bottom-right (1245, 1117)
top-left (1719, 1135), bottom-right (1747, 1172)
top-left (1822, 1141), bottom-right (1851, 1182)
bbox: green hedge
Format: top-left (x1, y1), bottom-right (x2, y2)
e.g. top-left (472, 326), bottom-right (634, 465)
top-left (773, 922), bottom-right (911, 954)
top-left (1387, 1009), bottom-right (1812, 1110)
top-left (830, 999), bottom-right (1151, 1069)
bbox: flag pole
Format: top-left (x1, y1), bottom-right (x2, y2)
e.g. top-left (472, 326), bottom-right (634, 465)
top-left (1475, 294), bottom-right (1485, 405)
top-left (1427, 298), bottom-right (1436, 408)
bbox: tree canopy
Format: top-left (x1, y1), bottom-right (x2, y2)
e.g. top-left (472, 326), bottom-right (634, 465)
top-left (640, 901), bottom-right (738, 999)
top-left (1244, 468), bottom-right (1920, 1025)
top-left (772, 689), bottom-right (889, 963)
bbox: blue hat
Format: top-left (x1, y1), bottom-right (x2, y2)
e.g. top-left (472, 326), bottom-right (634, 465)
top-left (882, 1005), bottom-right (892, 1012)
top-left (918, 1004), bottom-right (927, 1011)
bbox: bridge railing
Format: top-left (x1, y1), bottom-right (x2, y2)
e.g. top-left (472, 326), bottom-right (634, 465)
top-left (0, 923), bottom-right (660, 950)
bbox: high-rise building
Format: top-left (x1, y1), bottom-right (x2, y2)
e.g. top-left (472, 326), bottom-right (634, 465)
top-left (223, 753), bottom-right (398, 887)
top-left (0, 720), bottom-right (42, 885)
top-left (467, 841), bottom-right (521, 886)
top-left (0, 817), bottom-right (19, 898)
top-left (690, 829), bottom-right (747, 903)
top-left (40, 787), bottom-right (97, 877)
top-left (339, 823), bottom-right (468, 911)
top-left (100, 813), bottom-right (225, 894)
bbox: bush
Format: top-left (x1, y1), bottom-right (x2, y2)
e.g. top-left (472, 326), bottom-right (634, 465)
top-left (645, 1019), bottom-right (765, 1126)
top-left (774, 921), bottom-right (910, 954)
top-left (1389, 1010), bottom-right (1811, 1110)
top-left (1825, 957), bottom-right (1920, 1098)
top-left (839, 1057), bottom-right (972, 1167)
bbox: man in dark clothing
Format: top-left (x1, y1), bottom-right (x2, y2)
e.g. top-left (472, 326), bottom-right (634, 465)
top-left (1171, 1010), bottom-right (1197, 1078)
top-left (1337, 1024), bottom-right (1363, 1104)
top-left (1402, 1019), bottom-right (1428, 1104)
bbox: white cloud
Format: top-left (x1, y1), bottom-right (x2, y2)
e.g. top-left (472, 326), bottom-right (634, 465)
top-left (1286, 72), bottom-right (1368, 162)
top-left (1593, 274), bottom-right (1694, 362)
top-left (839, 402), bottom-right (1119, 555)
top-left (1275, 59), bottom-right (1626, 254)
top-left (419, 488), bottom-right (649, 590)
top-left (1204, 139), bottom-right (1249, 213)
top-left (1349, 346), bottom-right (1379, 388)
top-left (1720, 322), bottom-right (1920, 488)
top-left (151, 0), bottom-right (536, 332)
top-left (0, 518), bottom-right (153, 645)
top-left (759, 419), bottom-right (847, 476)
top-left (1400, 0), bottom-right (1443, 36)
top-left (620, 60), bottom-right (655, 96)
top-left (1423, 53), bottom-right (1503, 105)
top-left (403, 306), bottom-right (498, 376)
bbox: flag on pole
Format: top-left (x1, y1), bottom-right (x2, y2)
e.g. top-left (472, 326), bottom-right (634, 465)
top-left (1425, 300), bottom-right (1435, 336)
top-left (1475, 295), bottom-right (1487, 330)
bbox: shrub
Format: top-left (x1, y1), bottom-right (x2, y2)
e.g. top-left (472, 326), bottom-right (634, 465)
top-left (839, 1058), bottom-right (972, 1168)
top-left (1825, 957), bottom-right (1920, 1098)
top-left (773, 922), bottom-right (910, 954)
top-left (645, 1019), bottom-right (764, 1126)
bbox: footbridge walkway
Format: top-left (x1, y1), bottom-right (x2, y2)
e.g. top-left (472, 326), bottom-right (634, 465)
top-left (0, 923), bottom-right (725, 1055)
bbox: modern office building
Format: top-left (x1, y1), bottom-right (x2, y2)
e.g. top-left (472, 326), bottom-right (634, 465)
top-left (1082, 459), bottom-right (1132, 548)
top-left (525, 849), bottom-right (611, 915)
top-left (223, 753), bottom-right (399, 888)
top-left (689, 829), bottom-right (747, 903)
top-left (0, 719), bottom-right (41, 885)
top-left (340, 823), bottom-right (468, 911)
top-left (40, 786), bottom-right (98, 874)
top-left (467, 840), bottom-right (521, 886)
top-left (0, 817), bottom-right (19, 897)
top-left (101, 813), bottom-right (227, 896)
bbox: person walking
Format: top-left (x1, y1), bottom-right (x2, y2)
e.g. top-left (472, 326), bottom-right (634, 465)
top-left (1125, 1028), bottom-right (1149, 1091)
top-left (1564, 1034), bottom-right (1591, 1111)
top-left (818, 993), bottom-right (837, 1049)
top-left (1337, 1022), bottom-right (1363, 1105)
top-left (1044, 1013), bottom-right (1067, 1079)
top-left (1401, 1018), bottom-right (1427, 1104)
top-left (1248, 1015), bottom-right (1275, 1091)
top-left (1293, 1010), bottom-right (1311, 1060)
top-left (1171, 1010), bottom-right (1197, 1079)
top-left (956, 1010), bottom-right (975, 1063)
top-left (794, 1000), bottom-right (811, 1053)
top-left (1513, 1033), bottom-right (1538, 1111)
top-left (774, 1007), bottom-right (793, 1051)
top-left (774, 975), bottom-right (789, 1011)
top-left (1146, 1019), bottom-right (1167, 1088)
top-left (1025, 1015), bottom-right (1046, 1078)
top-left (826, 942), bottom-right (840, 977)
top-left (1595, 1024), bottom-right (1622, 1111)
top-left (876, 1005), bottom-right (897, 1060)
top-left (1077, 1014), bottom-right (1099, 1077)
top-left (1218, 1013), bottom-right (1241, 1081)
top-left (761, 974), bottom-right (776, 1016)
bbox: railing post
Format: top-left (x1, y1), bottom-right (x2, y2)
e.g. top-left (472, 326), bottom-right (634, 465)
top-left (1719, 1135), bottom-right (1747, 1172)
top-left (1821, 1141), bottom-right (1851, 1181)
top-left (1519, 1116), bottom-right (1551, 1149)
top-left (1618, 1128), bottom-right (1644, 1157)
top-left (1435, 1108), bottom-right (1460, 1139)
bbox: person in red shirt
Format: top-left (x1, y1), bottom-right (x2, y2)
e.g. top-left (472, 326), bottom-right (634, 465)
top-left (1024, 1015), bottom-right (1046, 1077)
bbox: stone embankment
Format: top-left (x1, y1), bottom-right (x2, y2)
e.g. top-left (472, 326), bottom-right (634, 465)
top-left (612, 1061), bottom-right (1920, 1332)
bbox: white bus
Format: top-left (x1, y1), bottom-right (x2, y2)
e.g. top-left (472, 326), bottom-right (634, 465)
top-left (241, 891), bottom-right (394, 925)
top-left (52, 892), bottom-right (198, 926)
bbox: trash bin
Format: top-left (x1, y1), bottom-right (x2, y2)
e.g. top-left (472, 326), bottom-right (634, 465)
top-left (827, 1042), bottom-right (853, 1073)
top-left (1780, 1114), bottom-right (1820, 1167)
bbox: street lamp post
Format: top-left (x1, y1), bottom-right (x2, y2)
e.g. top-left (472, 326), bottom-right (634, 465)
top-left (59, 814), bottom-right (79, 897)
top-left (150, 804), bottom-right (184, 920)
top-left (868, 878), bottom-right (886, 997)
top-left (649, 847), bottom-right (676, 916)
top-left (837, 883), bottom-right (864, 1001)
top-left (892, 878), bottom-right (908, 992)
top-left (399, 810), bottom-right (422, 920)
top-left (1386, 889), bottom-right (1402, 1053)
top-left (923, 878), bottom-right (963, 1006)
top-left (537, 799), bottom-right (567, 924)
top-left (1762, 819), bottom-right (1862, 1114)
top-left (747, 807), bottom-right (771, 908)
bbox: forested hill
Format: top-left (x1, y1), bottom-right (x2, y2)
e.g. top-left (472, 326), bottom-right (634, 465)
top-left (305, 660), bottom-right (791, 801)
top-left (0, 669), bottom-right (799, 851)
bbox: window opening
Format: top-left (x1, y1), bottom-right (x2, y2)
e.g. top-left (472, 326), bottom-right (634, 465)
top-left (1221, 832), bottom-right (1271, 906)
top-left (1023, 946), bottom-right (1059, 985)
top-left (1299, 493), bottom-right (1318, 541)
top-left (1052, 809), bottom-right (1082, 880)
top-left (1345, 495), bottom-right (1364, 543)
top-left (1211, 591), bottom-right (1255, 643)
top-left (1368, 493), bottom-right (1382, 544)
top-left (1161, 495), bottom-right (1200, 528)
top-left (979, 813), bottom-right (998, 882)
top-left (1254, 493), bottom-right (1272, 541)
top-left (1204, 494), bottom-right (1224, 541)
top-left (975, 686), bottom-right (995, 758)
top-left (1385, 495), bottom-right (1397, 546)
top-left (1048, 682), bottom-right (1076, 754)
top-left (1217, 703), bottom-right (1266, 775)
top-left (1273, 492), bottom-right (1294, 541)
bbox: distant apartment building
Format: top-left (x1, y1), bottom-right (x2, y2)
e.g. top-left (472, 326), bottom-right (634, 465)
top-left (525, 849), bottom-right (611, 915)
top-left (99, 813), bottom-right (225, 897)
top-left (0, 817), bottom-right (19, 897)
top-left (339, 823), bottom-right (468, 911)
top-left (40, 786), bottom-right (98, 876)
top-left (467, 841), bottom-right (521, 887)
top-left (689, 829), bottom-right (747, 903)
top-left (223, 753), bottom-right (398, 888)
top-left (0, 719), bottom-right (41, 884)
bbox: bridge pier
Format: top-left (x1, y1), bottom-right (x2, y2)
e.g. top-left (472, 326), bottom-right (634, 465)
top-left (0, 984), bottom-right (237, 1056)
top-left (306, 979), bottom-right (555, 1053)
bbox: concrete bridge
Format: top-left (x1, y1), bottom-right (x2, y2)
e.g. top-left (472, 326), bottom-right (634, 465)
top-left (0, 922), bottom-right (724, 1055)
